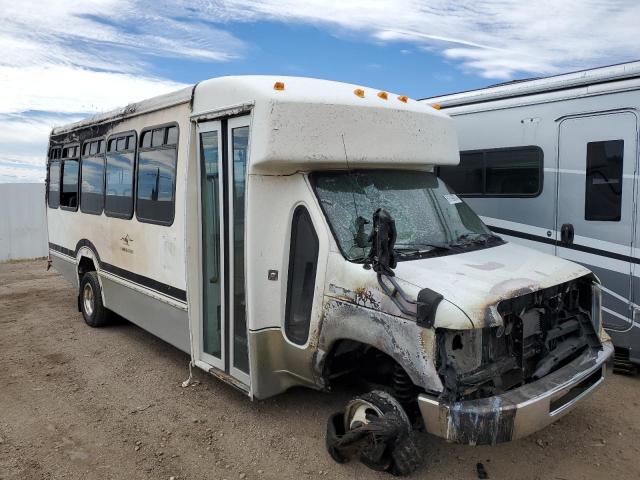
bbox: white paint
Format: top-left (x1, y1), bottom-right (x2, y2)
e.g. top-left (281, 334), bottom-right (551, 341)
top-left (0, 183), bottom-right (48, 261)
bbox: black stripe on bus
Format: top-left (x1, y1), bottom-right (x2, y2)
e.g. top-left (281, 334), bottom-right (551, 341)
top-left (487, 225), bottom-right (640, 265)
top-left (48, 241), bottom-right (187, 302)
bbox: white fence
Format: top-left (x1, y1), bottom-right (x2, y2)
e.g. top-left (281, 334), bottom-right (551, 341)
top-left (0, 183), bottom-right (48, 262)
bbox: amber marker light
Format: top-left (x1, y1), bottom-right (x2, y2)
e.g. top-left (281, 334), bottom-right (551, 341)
top-left (354, 88), bottom-right (365, 98)
top-left (273, 81), bottom-right (285, 91)
top-left (397, 95), bottom-right (408, 103)
top-left (377, 91), bottom-right (388, 100)
top-left (431, 103), bottom-right (441, 110)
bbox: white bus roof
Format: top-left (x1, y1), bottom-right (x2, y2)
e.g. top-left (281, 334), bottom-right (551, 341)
top-left (52, 75), bottom-right (459, 173)
top-left (423, 60), bottom-right (640, 108)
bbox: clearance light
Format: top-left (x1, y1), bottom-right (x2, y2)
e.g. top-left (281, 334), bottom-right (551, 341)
top-left (377, 91), bottom-right (388, 100)
top-left (397, 95), bottom-right (408, 103)
top-left (354, 88), bottom-right (365, 98)
top-left (273, 81), bottom-right (285, 91)
top-left (431, 103), bottom-right (441, 110)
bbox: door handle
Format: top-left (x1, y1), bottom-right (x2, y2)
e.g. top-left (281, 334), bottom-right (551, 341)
top-left (560, 223), bottom-right (574, 246)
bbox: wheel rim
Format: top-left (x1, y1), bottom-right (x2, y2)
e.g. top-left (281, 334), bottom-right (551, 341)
top-left (83, 283), bottom-right (95, 317)
top-left (345, 399), bottom-right (383, 431)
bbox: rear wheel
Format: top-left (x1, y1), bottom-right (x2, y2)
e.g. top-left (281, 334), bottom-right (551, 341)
top-left (80, 271), bottom-right (109, 327)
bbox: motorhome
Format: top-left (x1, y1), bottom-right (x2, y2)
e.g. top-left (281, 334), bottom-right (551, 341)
top-left (424, 61), bottom-right (640, 373)
top-left (46, 76), bottom-right (612, 475)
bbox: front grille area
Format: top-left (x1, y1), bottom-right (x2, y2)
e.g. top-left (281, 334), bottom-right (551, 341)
top-left (437, 276), bottom-right (602, 401)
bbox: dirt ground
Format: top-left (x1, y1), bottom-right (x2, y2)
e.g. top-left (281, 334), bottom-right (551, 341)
top-left (1, 259), bottom-right (639, 480)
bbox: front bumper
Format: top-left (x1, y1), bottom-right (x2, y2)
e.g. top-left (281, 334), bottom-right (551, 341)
top-left (418, 340), bottom-right (613, 445)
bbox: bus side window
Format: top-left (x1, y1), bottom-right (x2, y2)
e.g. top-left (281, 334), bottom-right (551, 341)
top-left (60, 145), bottom-right (79, 210)
top-left (105, 132), bottom-right (136, 219)
top-left (284, 206), bottom-right (319, 345)
top-left (80, 139), bottom-right (106, 215)
top-left (48, 159), bottom-right (61, 208)
top-left (136, 124), bottom-right (179, 225)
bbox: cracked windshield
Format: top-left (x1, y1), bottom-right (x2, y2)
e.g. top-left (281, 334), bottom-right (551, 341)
top-left (313, 170), bottom-right (495, 261)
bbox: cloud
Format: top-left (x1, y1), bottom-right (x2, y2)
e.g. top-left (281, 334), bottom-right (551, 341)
top-left (214, 0), bottom-right (640, 79)
top-left (2, 0), bottom-right (640, 183)
top-left (0, 0), bottom-right (243, 182)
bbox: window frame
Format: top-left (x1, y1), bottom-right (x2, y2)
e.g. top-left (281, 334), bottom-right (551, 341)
top-left (104, 130), bottom-right (138, 220)
top-left (438, 145), bottom-right (544, 198)
top-left (59, 142), bottom-right (81, 212)
top-left (80, 136), bottom-right (106, 216)
top-left (135, 122), bottom-right (180, 226)
top-left (47, 147), bottom-right (62, 209)
top-left (284, 205), bottom-right (320, 346)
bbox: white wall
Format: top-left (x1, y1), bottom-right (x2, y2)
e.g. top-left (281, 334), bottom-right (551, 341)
top-left (0, 183), bottom-right (48, 261)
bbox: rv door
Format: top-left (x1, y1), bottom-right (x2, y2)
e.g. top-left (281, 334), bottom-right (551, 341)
top-left (556, 111), bottom-right (638, 332)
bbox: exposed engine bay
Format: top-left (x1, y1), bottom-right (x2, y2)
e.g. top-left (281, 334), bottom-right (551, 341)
top-left (436, 276), bottom-right (602, 401)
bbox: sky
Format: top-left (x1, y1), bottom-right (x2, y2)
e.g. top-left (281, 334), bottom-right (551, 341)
top-left (1, 0), bottom-right (639, 183)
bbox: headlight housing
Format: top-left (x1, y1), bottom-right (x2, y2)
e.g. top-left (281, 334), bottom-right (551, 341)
top-left (591, 282), bottom-right (603, 337)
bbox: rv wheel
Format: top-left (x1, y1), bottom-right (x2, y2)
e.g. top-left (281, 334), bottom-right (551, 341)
top-left (326, 390), bottom-right (421, 477)
top-left (80, 272), bottom-right (110, 328)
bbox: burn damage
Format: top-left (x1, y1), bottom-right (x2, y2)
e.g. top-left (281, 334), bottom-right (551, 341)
top-left (436, 276), bottom-right (602, 402)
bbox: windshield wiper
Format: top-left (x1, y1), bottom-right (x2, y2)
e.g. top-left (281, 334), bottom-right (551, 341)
top-left (451, 232), bottom-right (502, 246)
top-left (395, 244), bottom-right (450, 258)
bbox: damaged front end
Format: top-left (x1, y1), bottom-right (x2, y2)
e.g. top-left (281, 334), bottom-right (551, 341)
top-left (419, 276), bottom-right (613, 445)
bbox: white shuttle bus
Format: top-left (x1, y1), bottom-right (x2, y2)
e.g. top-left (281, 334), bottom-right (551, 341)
top-left (46, 76), bottom-right (612, 475)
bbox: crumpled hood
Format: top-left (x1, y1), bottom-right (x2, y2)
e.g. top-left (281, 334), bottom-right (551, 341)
top-left (393, 242), bottom-right (592, 327)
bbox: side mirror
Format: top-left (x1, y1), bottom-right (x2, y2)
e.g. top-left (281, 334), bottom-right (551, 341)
top-left (367, 208), bottom-right (397, 275)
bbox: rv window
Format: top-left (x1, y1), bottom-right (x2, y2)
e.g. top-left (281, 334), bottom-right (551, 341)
top-left (48, 160), bottom-right (61, 208)
top-left (60, 158), bottom-right (79, 209)
top-left (439, 152), bottom-right (483, 195)
top-left (136, 125), bottom-right (178, 225)
top-left (285, 206), bottom-right (319, 345)
top-left (80, 145), bottom-right (105, 215)
top-left (485, 148), bottom-right (541, 195)
top-left (585, 140), bottom-right (623, 221)
top-left (438, 146), bottom-right (542, 197)
top-left (105, 133), bottom-right (136, 219)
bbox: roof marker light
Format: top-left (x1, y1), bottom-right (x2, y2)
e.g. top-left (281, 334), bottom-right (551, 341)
top-left (431, 103), bottom-right (441, 110)
top-left (397, 95), bottom-right (408, 103)
top-left (377, 91), bottom-right (388, 100)
top-left (273, 81), bottom-right (285, 91)
top-left (354, 88), bottom-right (365, 98)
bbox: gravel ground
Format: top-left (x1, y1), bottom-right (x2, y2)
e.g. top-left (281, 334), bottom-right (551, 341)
top-left (1, 259), bottom-right (639, 480)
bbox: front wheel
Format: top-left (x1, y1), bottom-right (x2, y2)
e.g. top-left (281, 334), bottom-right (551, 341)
top-left (80, 271), bottom-right (110, 327)
top-left (327, 390), bottom-right (422, 477)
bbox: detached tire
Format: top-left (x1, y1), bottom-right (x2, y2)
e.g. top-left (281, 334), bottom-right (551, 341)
top-left (80, 271), bottom-right (109, 327)
top-left (343, 390), bottom-right (422, 477)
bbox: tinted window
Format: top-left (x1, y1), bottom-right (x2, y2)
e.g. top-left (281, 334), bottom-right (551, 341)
top-left (48, 160), bottom-right (60, 208)
top-left (80, 155), bottom-right (104, 215)
top-left (285, 207), bottom-right (319, 345)
top-left (439, 152), bottom-right (483, 194)
top-left (60, 158), bottom-right (79, 209)
top-left (232, 126), bottom-right (249, 373)
top-left (105, 134), bottom-right (135, 218)
top-left (485, 148), bottom-right (541, 195)
top-left (136, 126), bottom-right (178, 225)
top-left (585, 140), bottom-right (623, 221)
top-left (438, 146), bottom-right (542, 197)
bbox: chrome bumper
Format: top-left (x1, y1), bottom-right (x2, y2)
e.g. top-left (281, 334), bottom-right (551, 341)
top-left (418, 341), bottom-right (613, 445)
